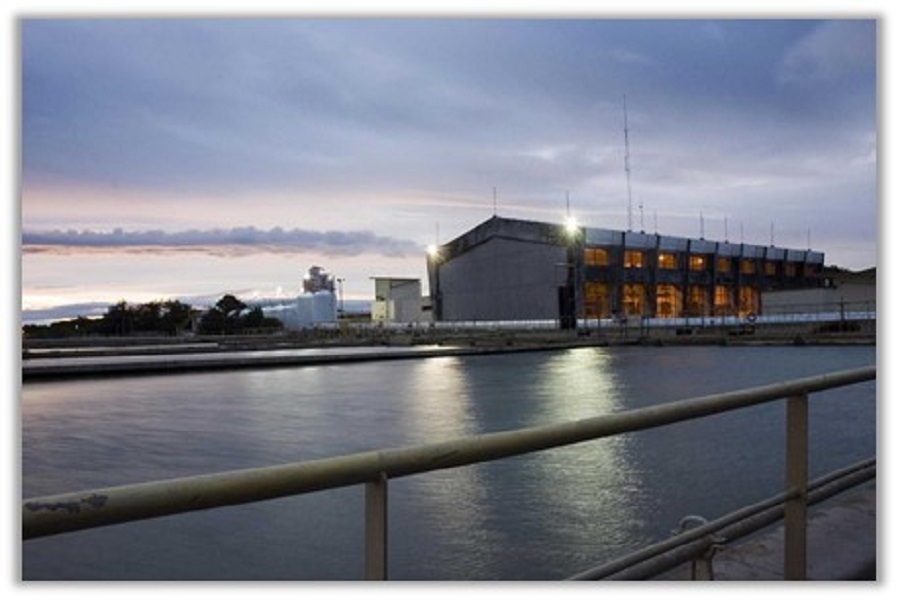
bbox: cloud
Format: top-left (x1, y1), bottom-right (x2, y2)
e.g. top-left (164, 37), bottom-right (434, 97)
top-left (19, 19), bottom-right (877, 279)
top-left (777, 20), bottom-right (876, 84)
top-left (21, 226), bottom-right (424, 258)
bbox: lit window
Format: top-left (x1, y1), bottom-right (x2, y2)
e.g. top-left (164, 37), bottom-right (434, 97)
top-left (655, 284), bottom-right (680, 318)
top-left (583, 282), bottom-right (610, 318)
top-left (658, 252), bottom-right (677, 269)
top-left (623, 284), bottom-right (644, 315)
top-left (624, 250), bottom-right (644, 269)
top-left (739, 286), bottom-right (757, 314)
top-left (584, 247), bottom-right (609, 267)
top-left (689, 255), bottom-right (706, 271)
top-left (716, 257), bottom-right (731, 273)
top-left (687, 286), bottom-right (708, 315)
top-left (740, 259), bottom-right (756, 275)
top-left (764, 262), bottom-right (777, 276)
top-left (714, 286), bottom-right (732, 309)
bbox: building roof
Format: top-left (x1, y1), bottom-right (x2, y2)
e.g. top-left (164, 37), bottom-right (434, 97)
top-left (438, 216), bottom-right (825, 264)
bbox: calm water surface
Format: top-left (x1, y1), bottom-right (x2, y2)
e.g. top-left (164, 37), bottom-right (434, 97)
top-left (21, 345), bottom-right (876, 580)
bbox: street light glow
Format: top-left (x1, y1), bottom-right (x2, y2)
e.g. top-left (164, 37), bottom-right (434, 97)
top-left (564, 214), bottom-right (579, 237)
top-left (427, 244), bottom-right (439, 258)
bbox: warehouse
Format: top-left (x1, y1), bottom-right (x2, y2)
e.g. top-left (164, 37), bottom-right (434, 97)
top-left (426, 215), bottom-right (825, 326)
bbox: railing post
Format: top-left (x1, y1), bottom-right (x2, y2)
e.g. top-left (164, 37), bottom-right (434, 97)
top-left (785, 393), bottom-right (808, 580)
top-left (365, 472), bottom-right (389, 580)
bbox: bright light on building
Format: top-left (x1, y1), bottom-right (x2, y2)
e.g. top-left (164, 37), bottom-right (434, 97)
top-left (427, 244), bottom-right (439, 258)
top-left (564, 215), bottom-right (579, 236)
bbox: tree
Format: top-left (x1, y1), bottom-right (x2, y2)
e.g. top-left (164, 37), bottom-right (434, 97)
top-left (215, 294), bottom-right (246, 319)
top-left (198, 295), bottom-right (246, 335)
top-left (160, 300), bottom-right (193, 335)
top-left (133, 301), bottom-right (163, 333)
top-left (97, 301), bottom-right (132, 336)
top-left (198, 307), bottom-right (228, 335)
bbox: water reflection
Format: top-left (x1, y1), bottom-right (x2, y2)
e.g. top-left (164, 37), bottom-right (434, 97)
top-left (390, 356), bottom-right (504, 578)
top-left (22, 345), bottom-right (875, 580)
top-left (389, 349), bottom-right (648, 578)
top-left (513, 348), bottom-right (648, 573)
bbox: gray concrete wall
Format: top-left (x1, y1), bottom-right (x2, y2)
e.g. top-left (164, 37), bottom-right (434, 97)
top-left (439, 237), bottom-right (566, 321)
top-left (391, 280), bottom-right (424, 323)
top-left (763, 283), bottom-right (876, 314)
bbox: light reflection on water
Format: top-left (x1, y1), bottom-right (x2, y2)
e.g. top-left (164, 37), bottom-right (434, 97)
top-left (21, 345), bottom-right (875, 580)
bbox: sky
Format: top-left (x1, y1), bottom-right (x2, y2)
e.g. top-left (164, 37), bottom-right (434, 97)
top-left (16, 9), bottom-right (879, 323)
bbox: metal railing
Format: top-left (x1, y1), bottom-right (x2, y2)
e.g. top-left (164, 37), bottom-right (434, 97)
top-left (22, 365), bottom-right (876, 580)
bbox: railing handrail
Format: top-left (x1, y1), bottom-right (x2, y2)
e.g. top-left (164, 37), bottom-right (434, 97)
top-left (22, 365), bottom-right (875, 542)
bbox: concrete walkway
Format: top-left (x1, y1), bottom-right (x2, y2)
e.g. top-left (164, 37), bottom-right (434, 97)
top-left (658, 481), bottom-right (877, 580)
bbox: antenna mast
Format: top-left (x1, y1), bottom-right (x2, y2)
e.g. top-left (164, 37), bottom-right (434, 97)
top-left (623, 95), bottom-right (634, 232)
top-left (493, 187), bottom-right (497, 217)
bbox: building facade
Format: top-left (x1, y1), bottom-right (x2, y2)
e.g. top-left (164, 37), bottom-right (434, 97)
top-left (371, 277), bottom-right (425, 323)
top-left (427, 216), bottom-right (825, 325)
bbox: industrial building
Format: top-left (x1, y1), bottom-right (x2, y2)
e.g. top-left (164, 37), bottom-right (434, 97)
top-left (260, 265), bottom-right (338, 330)
top-left (427, 216), bottom-right (825, 326)
top-left (371, 277), bottom-right (426, 323)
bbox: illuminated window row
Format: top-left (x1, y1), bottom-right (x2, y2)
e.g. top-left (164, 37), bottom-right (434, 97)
top-left (583, 247), bottom-right (816, 277)
top-left (582, 282), bottom-right (761, 319)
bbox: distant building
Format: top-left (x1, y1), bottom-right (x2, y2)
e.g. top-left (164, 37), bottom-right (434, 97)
top-left (303, 265), bottom-right (335, 294)
top-left (371, 277), bottom-right (424, 323)
top-left (260, 265), bottom-right (338, 330)
top-left (261, 292), bottom-right (337, 330)
top-left (427, 216), bottom-right (825, 326)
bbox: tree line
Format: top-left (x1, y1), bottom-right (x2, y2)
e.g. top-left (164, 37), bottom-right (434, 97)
top-left (23, 295), bottom-right (283, 338)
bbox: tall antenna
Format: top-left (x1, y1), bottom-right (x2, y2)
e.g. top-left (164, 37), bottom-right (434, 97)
top-left (623, 95), bottom-right (634, 232)
top-left (493, 187), bottom-right (497, 217)
top-left (770, 221), bottom-right (775, 246)
top-left (807, 226), bottom-right (811, 250)
top-left (566, 190), bottom-right (571, 217)
top-left (724, 217), bottom-right (729, 242)
top-left (700, 211), bottom-right (705, 239)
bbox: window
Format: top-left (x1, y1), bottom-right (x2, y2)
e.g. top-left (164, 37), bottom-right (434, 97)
top-left (685, 286), bottom-right (709, 316)
top-left (740, 259), bottom-right (756, 275)
top-left (739, 286), bottom-right (758, 315)
top-left (658, 252), bottom-right (677, 269)
top-left (764, 261), bottom-right (777, 276)
top-left (785, 262), bottom-right (798, 277)
top-left (622, 284), bottom-right (645, 315)
top-left (624, 250), bottom-right (644, 269)
top-left (583, 282), bottom-right (610, 318)
top-left (655, 284), bottom-right (681, 318)
top-left (714, 285), bottom-right (732, 313)
top-left (584, 247), bottom-right (609, 267)
top-left (689, 255), bottom-right (706, 271)
top-left (716, 257), bottom-right (731, 273)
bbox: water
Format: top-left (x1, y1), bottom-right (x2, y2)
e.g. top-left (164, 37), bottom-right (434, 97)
top-left (21, 345), bottom-right (876, 580)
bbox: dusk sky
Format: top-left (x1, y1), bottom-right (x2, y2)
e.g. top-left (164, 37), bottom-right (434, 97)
top-left (18, 13), bottom-right (879, 323)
